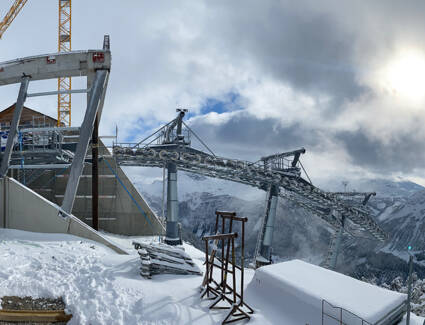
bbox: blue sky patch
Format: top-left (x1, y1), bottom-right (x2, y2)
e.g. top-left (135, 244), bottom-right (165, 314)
top-left (123, 92), bottom-right (242, 142)
top-left (200, 92), bottom-right (241, 114)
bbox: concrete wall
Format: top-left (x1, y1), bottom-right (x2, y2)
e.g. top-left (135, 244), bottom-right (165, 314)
top-left (29, 143), bottom-right (164, 236)
top-left (1, 176), bottom-right (127, 254)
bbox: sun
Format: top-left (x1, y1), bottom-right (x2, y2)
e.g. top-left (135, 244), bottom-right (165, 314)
top-left (383, 50), bottom-right (425, 102)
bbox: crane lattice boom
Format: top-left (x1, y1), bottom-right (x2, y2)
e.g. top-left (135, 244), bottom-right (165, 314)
top-left (0, 0), bottom-right (28, 39)
top-left (57, 0), bottom-right (72, 126)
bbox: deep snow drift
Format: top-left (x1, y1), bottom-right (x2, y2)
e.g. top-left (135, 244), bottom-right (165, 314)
top-left (0, 228), bottom-right (422, 324)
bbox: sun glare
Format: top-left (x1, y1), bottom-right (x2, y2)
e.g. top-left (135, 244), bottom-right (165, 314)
top-left (384, 51), bottom-right (425, 103)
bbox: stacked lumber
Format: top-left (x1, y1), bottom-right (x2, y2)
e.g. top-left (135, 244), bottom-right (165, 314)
top-left (133, 241), bottom-right (202, 278)
top-left (0, 296), bottom-right (72, 323)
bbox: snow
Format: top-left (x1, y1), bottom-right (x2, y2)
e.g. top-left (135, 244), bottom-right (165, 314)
top-left (0, 228), bottom-right (248, 324)
top-left (0, 228), bottom-right (422, 325)
top-left (378, 200), bottom-right (404, 221)
top-left (246, 260), bottom-right (407, 324)
top-left (323, 178), bottom-right (424, 198)
top-left (400, 313), bottom-right (425, 325)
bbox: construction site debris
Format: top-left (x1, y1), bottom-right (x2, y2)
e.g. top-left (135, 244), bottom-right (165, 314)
top-left (133, 241), bottom-right (202, 278)
top-left (0, 296), bottom-right (72, 323)
top-left (1, 296), bottom-right (65, 311)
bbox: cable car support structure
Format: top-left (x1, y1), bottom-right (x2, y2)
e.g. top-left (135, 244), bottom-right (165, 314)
top-left (112, 110), bottom-right (387, 268)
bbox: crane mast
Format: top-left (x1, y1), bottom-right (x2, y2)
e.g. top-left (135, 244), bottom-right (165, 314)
top-left (1, 1), bottom-right (73, 126)
top-left (0, 0), bottom-right (28, 39)
top-left (57, 0), bottom-right (71, 126)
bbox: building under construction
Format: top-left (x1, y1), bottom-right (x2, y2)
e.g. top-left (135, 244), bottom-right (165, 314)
top-left (0, 103), bottom-right (164, 237)
top-left (0, 41), bottom-right (170, 256)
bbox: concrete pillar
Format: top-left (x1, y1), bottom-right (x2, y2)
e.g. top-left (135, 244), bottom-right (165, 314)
top-left (165, 162), bottom-right (179, 245)
top-left (259, 184), bottom-right (279, 262)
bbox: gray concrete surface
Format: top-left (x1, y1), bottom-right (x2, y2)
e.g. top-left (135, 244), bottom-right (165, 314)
top-left (28, 142), bottom-right (165, 236)
top-left (1, 177), bottom-right (127, 254)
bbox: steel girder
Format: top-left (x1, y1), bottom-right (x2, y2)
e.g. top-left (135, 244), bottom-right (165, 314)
top-left (113, 145), bottom-right (387, 241)
top-left (0, 77), bottom-right (29, 177)
top-left (0, 50), bottom-right (111, 86)
top-left (61, 70), bottom-right (109, 214)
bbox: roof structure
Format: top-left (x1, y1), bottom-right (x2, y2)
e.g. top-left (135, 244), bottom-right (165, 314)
top-left (0, 103), bottom-right (64, 128)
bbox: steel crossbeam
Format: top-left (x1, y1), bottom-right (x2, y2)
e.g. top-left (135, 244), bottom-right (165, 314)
top-left (0, 50), bottom-right (111, 86)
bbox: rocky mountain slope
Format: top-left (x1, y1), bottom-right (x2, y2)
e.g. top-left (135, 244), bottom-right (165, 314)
top-left (127, 168), bottom-right (425, 282)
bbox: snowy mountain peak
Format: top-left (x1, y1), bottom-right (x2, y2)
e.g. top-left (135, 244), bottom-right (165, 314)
top-left (324, 178), bottom-right (424, 198)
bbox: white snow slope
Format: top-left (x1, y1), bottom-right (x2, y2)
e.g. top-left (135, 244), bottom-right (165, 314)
top-left (0, 228), bottom-right (423, 325)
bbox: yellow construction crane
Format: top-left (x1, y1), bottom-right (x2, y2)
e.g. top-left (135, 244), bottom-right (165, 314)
top-left (0, 0), bottom-right (28, 39)
top-left (0, 1), bottom-right (72, 126)
top-left (58, 0), bottom-right (71, 126)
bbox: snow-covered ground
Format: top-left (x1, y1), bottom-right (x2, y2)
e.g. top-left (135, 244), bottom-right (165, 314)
top-left (0, 229), bottom-right (259, 324)
top-left (0, 229), bottom-right (423, 325)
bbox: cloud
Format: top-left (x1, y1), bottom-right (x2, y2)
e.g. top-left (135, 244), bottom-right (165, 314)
top-left (206, 1), bottom-right (368, 105)
top-left (1, 1), bottom-right (425, 184)
top-left (337, 128), bottom-right (425, 174)
top-left (188, 107), bottom-right (425, 182)
top-left (188, 110), bottom-right (323, 160)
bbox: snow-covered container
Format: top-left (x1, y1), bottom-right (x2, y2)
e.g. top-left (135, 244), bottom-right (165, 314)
top-left (246, 260), bottom-right (406, 325)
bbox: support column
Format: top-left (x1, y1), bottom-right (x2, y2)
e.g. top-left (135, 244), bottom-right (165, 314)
top-left (0, 77), bottom-right (30, 177)
top-left (62, 70), bottom-right (108, 214)
top-left (330, 215), bottom-right (345, 270)
top-left (165, 162), bottom-right (179, 245)
top-left (256, 184), bottom-right (279, 267)
top-left (92, 114), bottom-right (99, 230)
top-left (260, 184), bottom-right (279, 260)
top-left (2, 176), bottom-right (7, 228)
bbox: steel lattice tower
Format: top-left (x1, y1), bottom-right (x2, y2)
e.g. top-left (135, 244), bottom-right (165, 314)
top-left (57, 0), bottom-right (71, 126)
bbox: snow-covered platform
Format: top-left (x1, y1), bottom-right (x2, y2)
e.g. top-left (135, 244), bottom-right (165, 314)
top-left (0, 228), bottom-right (418, 325)
top-left (246, 260), bottom-right (407, 325)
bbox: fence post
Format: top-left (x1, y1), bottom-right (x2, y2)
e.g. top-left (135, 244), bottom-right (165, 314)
top-left (406, 253), bottom-right (413, 325)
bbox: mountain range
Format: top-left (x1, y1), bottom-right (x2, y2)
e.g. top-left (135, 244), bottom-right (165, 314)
top-left (126, 167), bottom-right (425, 283)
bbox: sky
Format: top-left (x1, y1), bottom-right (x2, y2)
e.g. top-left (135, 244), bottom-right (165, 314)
top-left (1, 1), bottom-right (425, 188)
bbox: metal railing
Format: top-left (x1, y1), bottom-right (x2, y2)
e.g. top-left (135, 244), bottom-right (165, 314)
top-left (0, 126), bottom-right (79, 167)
